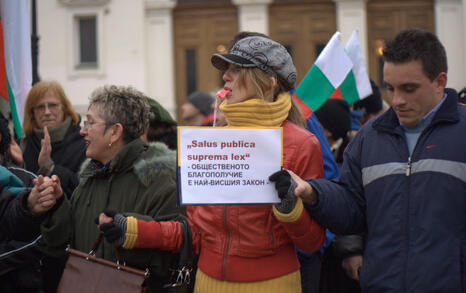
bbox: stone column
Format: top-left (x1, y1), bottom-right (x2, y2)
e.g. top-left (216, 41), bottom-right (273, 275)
top-left (145, 0), bottom-right (177, 116)
top-left (232, 0), bottom-right (273, 35)
top-left (333, 0), bottom-right (368, 64)
top-left (435, 0), bottom-right (465, 90)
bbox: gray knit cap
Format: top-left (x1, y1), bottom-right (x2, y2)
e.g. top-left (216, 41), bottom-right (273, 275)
top-left (211, 36), bottom-right (297, 90)
top-left (187, 91), bottom-right (214, 116)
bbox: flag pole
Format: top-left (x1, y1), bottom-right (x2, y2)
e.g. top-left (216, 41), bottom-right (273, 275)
top-left (31, 0), bottom-right (40, 85)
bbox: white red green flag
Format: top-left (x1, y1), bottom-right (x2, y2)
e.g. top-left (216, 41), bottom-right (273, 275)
top-left (340, 29), bottom-right (372, 104)
top-left (293, 31), bottom-right (352, 113)
top-left (0, 0), bottom-right (32, 137)
top-left (293, 30), bottom-right (372, 114)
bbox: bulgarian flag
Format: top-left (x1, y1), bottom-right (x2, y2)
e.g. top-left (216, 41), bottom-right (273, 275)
top-left (339, 29), bottom-right (372, 104)
top-left (293, 30), bottom-right (372, 117)
top-left (0, 0), bottom-right (32, 137)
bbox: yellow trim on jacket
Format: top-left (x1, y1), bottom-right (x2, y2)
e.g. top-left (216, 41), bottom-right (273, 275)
top-left (272, 197), bottom-right (303, 223)
top-left (122, 216), bottom-right (138, 249)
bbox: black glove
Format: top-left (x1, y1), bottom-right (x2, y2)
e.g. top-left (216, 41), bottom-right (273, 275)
top-left (269, 170), bottom-right (298, 214)
top-left (99, 209), bottom-right (127, 247)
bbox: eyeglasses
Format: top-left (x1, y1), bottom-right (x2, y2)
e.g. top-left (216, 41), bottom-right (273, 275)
top-left (83, 120), bottom-right (107, 130)
top-left (34, 102), bottom-right (61, 113)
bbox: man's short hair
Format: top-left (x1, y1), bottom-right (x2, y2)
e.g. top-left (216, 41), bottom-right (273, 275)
top-left (383, 28), bottom-right (447, 81)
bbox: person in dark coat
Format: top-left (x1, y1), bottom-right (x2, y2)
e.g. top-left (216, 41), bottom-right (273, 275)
top-left (0, 111), bottom-right (43, 292)
top-left (0, 168), bottom-right (62, 292)
top-left (21, 80), bottom-right (86, 292)
top-left (21, 80), bottom-right (86, 198)
top-left (40, 85), bottom-right (185, 293)
top-left (271, 28), bottom-right (465, 293)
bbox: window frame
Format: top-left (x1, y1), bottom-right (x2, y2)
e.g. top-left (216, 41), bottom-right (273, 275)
top-left (67, 7), bottom-right (105, 77)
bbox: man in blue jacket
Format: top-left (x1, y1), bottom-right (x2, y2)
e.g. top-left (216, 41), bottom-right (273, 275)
top-left (270, 28), bottom-right (465, 293)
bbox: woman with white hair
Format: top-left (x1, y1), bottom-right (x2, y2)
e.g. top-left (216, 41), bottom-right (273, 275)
top-left (40, 85), bottom-right (185, 292)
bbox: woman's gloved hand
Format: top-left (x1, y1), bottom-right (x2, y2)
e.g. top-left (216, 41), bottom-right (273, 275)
top-left (269, 170), bottom-right (298, 214)
top-left (98, 209), bottom-right (127, 247)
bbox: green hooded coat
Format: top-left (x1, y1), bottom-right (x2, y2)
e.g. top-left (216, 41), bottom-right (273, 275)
top-left (40, 139), bottom-right (186, 291)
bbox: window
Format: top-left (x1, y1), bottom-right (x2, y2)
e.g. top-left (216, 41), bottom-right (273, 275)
top-left (77, 16), bottom-right (97, 68)
top-left (67, 8), bottom-right (105, 77)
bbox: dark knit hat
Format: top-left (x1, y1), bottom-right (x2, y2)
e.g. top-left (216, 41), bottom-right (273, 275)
top-left (146, 97), bottom-right (177, 126)
top-left (353, 80), bottom-right (382, 115)
top-left (211, 36), bottom-right (297, 91)
top-left (187, 91), bottom-right (214, 116)
top-left (315, 99), bottom-right (351, 141)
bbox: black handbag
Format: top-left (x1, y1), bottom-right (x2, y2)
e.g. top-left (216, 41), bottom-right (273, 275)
top-left (164, 220), bottom-right (195, 291)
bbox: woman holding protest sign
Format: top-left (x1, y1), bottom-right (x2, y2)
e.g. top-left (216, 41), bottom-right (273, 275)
top-left (98, 34), bottom-right (325, 292)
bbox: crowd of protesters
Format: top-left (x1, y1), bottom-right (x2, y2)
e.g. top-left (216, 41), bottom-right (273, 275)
top-left (0, 27), bottom-right (463, 293)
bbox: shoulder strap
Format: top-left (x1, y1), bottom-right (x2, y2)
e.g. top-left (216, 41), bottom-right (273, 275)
top-left (178, 220), bottom-right (193, 268)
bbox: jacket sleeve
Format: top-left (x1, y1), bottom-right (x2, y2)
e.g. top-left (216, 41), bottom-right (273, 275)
top-left (306, 130), bottom-right (366, 235)
top-left (332, 234), bottom-right (365, 258)
top-left (273, 198), bottom-right (325, 253)
top-left (116, 175), bottom-right (186, 278)
top-left (122, 218), bottom-right (184, 253)
top-left (0, 187), bottom-right (43, 241)
top-left (39, 196), bottom-right (73, 257)
top-left (274, 130), bottom-right (325, 253)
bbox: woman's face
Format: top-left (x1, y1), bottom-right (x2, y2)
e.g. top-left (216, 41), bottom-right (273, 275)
top-left (80, 105), bottom-right (113, 164)
top-left (33, 89), bottom-right (65, 129)
top-left (222, 64), bottom-right (257, 105)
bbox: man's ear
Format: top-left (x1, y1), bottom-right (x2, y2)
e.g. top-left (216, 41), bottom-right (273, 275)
top-left (435, 72), bottom-right (447, 94)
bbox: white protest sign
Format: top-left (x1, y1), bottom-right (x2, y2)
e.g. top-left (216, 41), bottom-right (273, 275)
top-left (177, 127), bottom-right (282, 205)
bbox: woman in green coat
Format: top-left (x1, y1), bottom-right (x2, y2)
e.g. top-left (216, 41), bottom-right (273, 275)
top-left (40, 85), bottom-right (185, 292)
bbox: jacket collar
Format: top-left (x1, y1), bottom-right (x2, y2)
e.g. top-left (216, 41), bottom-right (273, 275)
top-left (82, 138), bottom-right (146, 178)
top-left (79, 140), bottom-right (176, 185)
top-left (372, 88), bottom-right (459, 133)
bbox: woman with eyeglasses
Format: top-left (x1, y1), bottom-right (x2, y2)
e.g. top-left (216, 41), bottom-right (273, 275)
top-left (22, 80), bottom-right (86, 197)
top-left (40, 85), bottom-right (185, 292)
top-left (21, 80), bottom-right (87, 292)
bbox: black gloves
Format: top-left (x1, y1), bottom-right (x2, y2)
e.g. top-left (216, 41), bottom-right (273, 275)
top-left (99, 209), bottom-right (128, 247)
top-left (269, 170), bottom-right (298, 214)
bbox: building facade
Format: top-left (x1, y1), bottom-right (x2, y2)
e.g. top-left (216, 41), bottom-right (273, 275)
top-left (37, 0), bottom-right (465, 120)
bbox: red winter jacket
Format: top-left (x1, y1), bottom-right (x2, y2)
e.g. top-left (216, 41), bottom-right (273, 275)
top-left (133, 120), bottom-right (325, 282)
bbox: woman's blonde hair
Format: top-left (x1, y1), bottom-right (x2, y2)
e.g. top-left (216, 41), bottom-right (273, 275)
top-left (236, 67), bottom-right (306, 128)
top-left (23, 81), bottom-right (79, 135)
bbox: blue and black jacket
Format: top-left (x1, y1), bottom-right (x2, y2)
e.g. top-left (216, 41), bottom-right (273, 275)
top-left (307, 90), bottom-right (465, 293)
